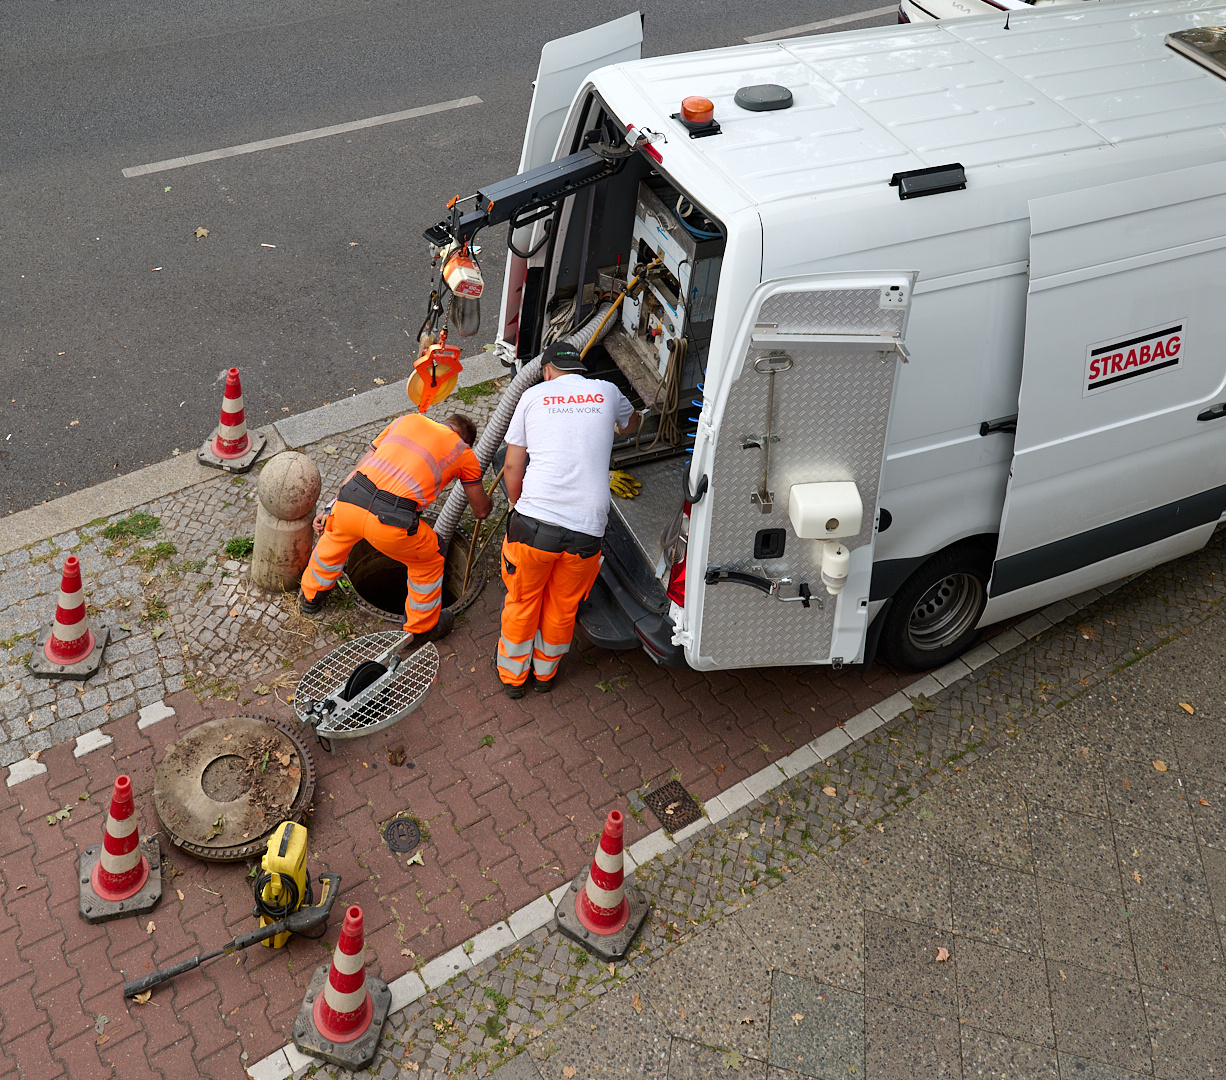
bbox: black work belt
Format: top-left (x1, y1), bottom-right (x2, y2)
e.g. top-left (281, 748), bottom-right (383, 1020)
top-left (507, 510), bottom-right (601, 558)
top-left (337, 473), bottom-right (421, 533)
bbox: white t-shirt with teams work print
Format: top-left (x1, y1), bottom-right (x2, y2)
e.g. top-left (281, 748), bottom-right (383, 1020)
top-left (506, 373), bottom-right (635, 537)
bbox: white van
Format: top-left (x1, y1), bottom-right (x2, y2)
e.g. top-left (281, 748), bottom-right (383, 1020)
top-left (436, 1), bottom-right (1226, 672)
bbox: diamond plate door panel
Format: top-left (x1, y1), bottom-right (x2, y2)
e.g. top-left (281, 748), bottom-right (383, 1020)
top-left (757, 288), bottom-right (907, 338)
top-left (697, 280), bottom-right (907, 669)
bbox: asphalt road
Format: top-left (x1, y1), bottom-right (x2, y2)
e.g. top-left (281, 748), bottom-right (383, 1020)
top-left (1, 0), bottom-right (896, 515)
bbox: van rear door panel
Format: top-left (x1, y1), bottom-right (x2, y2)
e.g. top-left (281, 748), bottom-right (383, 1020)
top-left (985, 160), bottom-right (1226, 623)
top-left (689, 275), bottom-right (915, 669)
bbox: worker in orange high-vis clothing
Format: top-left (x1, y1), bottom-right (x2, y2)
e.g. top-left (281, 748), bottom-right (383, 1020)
top-left (301, 412), bottom-right (491, 643)
top-left (498, 342), bottom-right (640, 698)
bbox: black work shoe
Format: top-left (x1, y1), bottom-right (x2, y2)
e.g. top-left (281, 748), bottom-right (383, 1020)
top-left (503, 681), bottom-right (526, 699)
top-left (532, 674), bottom-right (554, 694)
top-left (425, 608), bottom-right (455, 643)
top-left (300, 589), bottom-right (331, 616)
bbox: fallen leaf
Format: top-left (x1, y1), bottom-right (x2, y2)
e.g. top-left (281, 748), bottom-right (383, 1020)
top-left (401, 949), bottom-right (413, 957)
top-left (388, 744), bottom-right (406, 766)
top-left (29, 750), bottom-right (41, 761)
top-left (205, 816), bottom-right (225, 840)
top-left (530, 1027), bottom-right (542, 1038)
top-left (791, 1012), bottom-right (804, 1026)
top-left (373, 377), bottom-right (386, 385)
top-left (1059, 969), bottom-right (1066, 981)
top-left (94, 1015), bottom-right (108, 1035)
top-left (96, 1034), bottom-right (109, 1046)
top-left (563, 1068), bottom-right (577, 1079)
top-left (734, 830), bottom-right (749, 840)
top-left (223, 733), bottom-right (233, 741)
top-left (176, 889), bottom-right (185, 901)
top-left (1152, 760), bottom-right (1168, 773)
top-left (595, 679), bottom-right (613, 692)
top-left (79, 791), bottom-right (90, 800)
top-left (133, 990), bottom-right (153, 1004)
top-left (1122, 778), bottom-right (1131, 792)
top-left (935, 947), bottom-right (950, 963)
top-left (910, 693), bottom-right (937, 713)
top-left (1132, 870), bottom-right (1142, 884)
top-left (70, 419), bottom-right (79, 427)
top-left (631, 993), bottom-right (642, 1014)
top-left (1179, 702), bottom-right (1195, 714)
top-left (608, 963), bottom-right (616, 976)
top-left (404, 1064), bottom-right (419, 1073)
top-left (151, 627), bottom-right (166, 640)
top-left (1077, 624), bottom-right (1096, 641)
top-left (278, 752), bottom-right (292, 767)
top-left (321, 444), bottom-right (339, 456)
top-left (146, 921), bottom-right (155, 935)
top-left (822, 785), bottom-right (837, 797)
top-left (739, 1016), bottom-right (755, 1024)
top-left (406, 851), bottom-right (424, 866)
top-left (721, 1049), bottom-right (743, 1070)
top-left (194, 227), bottom-right (209, 240)
top-left (1200, 798), bottom-right (1211, 807)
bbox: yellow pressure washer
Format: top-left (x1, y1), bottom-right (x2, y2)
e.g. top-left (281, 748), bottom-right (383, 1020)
top-left (254, 820), bottom-right (311, 947)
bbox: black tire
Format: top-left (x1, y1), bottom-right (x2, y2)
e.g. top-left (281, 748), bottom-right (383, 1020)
top-left (881, 541), bottom-right (993, 671)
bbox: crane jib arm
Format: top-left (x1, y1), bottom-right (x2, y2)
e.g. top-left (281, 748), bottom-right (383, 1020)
top-left (424, 145), bottom-right (621, 247)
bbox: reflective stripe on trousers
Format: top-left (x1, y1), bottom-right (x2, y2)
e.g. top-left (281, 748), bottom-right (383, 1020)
top-left (300, 500), bottom-right (445, 634)
top-left (496, 537), bottom-right (601, 687)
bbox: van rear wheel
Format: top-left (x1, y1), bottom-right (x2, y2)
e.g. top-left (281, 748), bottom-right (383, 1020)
top-left (882, 543), bottom-right (992, 671)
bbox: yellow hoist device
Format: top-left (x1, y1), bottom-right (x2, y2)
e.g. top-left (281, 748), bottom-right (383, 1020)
top-left (254, 821), bottom-right (310, 948)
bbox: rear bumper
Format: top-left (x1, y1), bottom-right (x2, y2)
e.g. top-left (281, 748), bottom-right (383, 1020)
top-left (578, 567), bottom-right (688, 667)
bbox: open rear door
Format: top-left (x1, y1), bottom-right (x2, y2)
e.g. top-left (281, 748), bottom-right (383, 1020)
top-left (497, 12), bottom-right (643, 347)
top-left (689, 274), bottom-right (915, 669)
top-left (984, 160), bottom-right (1226, 623)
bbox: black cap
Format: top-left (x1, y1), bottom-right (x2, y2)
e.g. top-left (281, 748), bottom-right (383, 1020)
top-left (542, 342), bottom-right (586, 373)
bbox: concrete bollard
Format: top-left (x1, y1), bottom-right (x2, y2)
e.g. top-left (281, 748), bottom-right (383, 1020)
top-left (252, 451), bottom-right (322, 592)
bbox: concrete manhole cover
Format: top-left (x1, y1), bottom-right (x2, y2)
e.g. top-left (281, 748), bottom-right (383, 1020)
top-left (153, 714), bottom-right (316, 862)
top-left (383, 817), bottom-right (421, 854)
top-left (643, 779), bottom-right (702, 831)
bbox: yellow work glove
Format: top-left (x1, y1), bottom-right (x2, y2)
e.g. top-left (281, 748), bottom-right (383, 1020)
top-left (609, 469), bottom-right (641, 499)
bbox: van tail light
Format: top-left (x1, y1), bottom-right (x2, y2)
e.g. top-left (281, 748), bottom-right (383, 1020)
top-left (665, 501), bottom-right (691, 606)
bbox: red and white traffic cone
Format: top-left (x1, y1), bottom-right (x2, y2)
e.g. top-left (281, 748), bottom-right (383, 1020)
top-left (293, 905), bottom-right (391, 1069)
top-left (315, 906), bottom-right (374, 1041)
top-left (92, 775), bottom-right (149, 900)
top-left (30, 555), bottom-right (108, 680)
top-left (576, 809), bottom-right (630, 934)
top-left (212, 367), bottom-right (251, 459)
top-left (555, 809), bottom-right (649, 959)
top-left (197, 366), bottom-right (266, 472)
top-left (78, 774), bottom-right (162, 924)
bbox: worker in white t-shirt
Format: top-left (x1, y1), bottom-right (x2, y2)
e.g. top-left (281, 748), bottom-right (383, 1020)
top-left (496, 341), bottom-right (640, 698)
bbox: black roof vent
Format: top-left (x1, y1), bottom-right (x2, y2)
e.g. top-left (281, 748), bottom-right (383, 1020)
top-left (889, 163), bottom-right (966, 200)
top-left (734, 84), bottom-right (793, 112)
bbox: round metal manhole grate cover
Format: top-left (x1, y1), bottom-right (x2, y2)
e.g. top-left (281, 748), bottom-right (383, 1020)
top-left (384, 817), bottom-right (421, 854)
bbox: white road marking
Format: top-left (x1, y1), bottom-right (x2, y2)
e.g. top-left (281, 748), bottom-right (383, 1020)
top-left (745, 5), bottom-right (898, 42)
top-left (121, 95), bottom-right (483, 178)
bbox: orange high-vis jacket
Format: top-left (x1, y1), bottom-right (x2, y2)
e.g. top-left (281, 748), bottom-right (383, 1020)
top-left (360, 414), bottom-right (481, 507)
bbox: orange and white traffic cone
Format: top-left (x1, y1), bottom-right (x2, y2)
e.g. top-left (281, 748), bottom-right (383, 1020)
top-left (555, 809), bottom-right (649, 960)
top-left (293, 905), bottom-right (391, 1070)
top-left (79, 774), bottom-right (162, 924)
top-left (197, 366), bottom-right (266, 472)
top-left (30, 555), bottom-right (108, 680)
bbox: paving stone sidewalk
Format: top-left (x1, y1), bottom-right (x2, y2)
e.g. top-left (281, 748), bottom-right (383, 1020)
top-left (287, 527), bottom-right (1226, 1080)
top-left (0, 379), bottom-right (926, 1080)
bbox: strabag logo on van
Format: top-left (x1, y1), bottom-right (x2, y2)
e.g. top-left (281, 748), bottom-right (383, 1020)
top-left (1083, 321), bottom-right (1184, 396)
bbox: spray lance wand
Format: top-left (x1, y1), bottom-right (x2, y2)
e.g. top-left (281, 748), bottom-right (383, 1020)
top-left (122, 872), bottom-right (341, 999)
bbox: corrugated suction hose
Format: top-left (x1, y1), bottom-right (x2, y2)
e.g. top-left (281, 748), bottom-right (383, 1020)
top-left (433, 301), bottom-right (615, 551)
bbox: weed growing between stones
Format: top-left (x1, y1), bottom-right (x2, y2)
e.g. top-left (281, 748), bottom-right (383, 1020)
top-left (223, 536), bottom-right (254, 559)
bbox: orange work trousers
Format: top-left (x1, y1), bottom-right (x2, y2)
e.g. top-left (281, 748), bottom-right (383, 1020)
top-left (301, 500), bottom-right (444, 634)
top-left (497, 538), bottom-right (601, 688)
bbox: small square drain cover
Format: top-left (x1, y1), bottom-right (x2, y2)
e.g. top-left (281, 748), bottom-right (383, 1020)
top-left (643, 779), bottom-right (701, 831)
top-left (384, 817), bottom-right (420, 854)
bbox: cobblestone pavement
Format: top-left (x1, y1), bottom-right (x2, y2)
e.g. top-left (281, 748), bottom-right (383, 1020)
top-left (0, 380), bottom-right (931, 1080)
top-left (287, 528), bottom-right (1226, 1080)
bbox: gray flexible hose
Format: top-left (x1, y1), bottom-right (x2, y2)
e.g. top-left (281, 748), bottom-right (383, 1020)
top-left (434, 301), bottom-right (615, 550)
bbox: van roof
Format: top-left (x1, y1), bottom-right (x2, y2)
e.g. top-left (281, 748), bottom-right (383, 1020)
top-left (602, 0), bottom-right (1226, 205)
